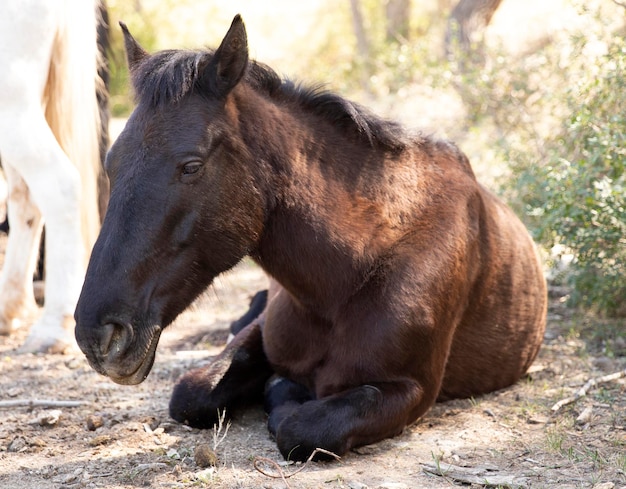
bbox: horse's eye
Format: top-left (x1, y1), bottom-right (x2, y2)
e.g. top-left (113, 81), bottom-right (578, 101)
top-left (181, 161), bottom-right (202, 176)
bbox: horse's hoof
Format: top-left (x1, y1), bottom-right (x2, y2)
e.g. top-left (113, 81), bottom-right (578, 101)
top-left (16, 334), bottom-right (75, 354)
top-left (0, 302), bottom-right (40, 335)
top-left (0, 317), bottom-right (21, 335)
top-left (275, 409), bottom-right (346, 462)
top-left (17, 316), bottom-right (77, 354)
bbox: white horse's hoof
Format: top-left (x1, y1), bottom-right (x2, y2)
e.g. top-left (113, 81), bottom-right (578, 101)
top-left (0, 317), bottom-right (21, 335)
top-left (16, 315), bottom-right (78, 354)
top-left (17, 334), bottom-right (75, 354)
top-left (0, 306), bottom-right (38, 335)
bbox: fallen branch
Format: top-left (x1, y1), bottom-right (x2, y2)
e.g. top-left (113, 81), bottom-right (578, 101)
top-left (253, 448), bottom-right (341, 488)
top-left (253, 457), bottom-right (290, 488)
top-left (422, 461), bottom-right (528, 488)
top-left (551, 368), bottom-right (626, 412)
top-left (0, 399), bottom-right (88, 409)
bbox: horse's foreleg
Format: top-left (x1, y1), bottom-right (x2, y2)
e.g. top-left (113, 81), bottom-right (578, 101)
top-left (228, 289), bottom-right (267, 340)
top-left (0, 112), bottom-right (85, 353)
top-left (169, 321), bottom-right (273, 428)
top-left (270, 380), bottom-right (422, 461)
top-left (23, 166), bottom-right (84, 354)
top-left (265, 376), bottom-right (314, 436)
top-left (0, 167), bottom-right (43, 334)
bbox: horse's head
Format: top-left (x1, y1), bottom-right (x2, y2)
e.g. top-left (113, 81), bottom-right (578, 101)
top-left (75, 16), bottom-right (265, 384)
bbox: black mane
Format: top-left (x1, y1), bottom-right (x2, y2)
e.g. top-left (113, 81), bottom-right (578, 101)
top-left (131, 49), bottom-right (408, 151)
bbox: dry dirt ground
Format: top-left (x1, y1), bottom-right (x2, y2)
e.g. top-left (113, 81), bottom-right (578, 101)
top-left (0, 257), bottom-right (624, 489)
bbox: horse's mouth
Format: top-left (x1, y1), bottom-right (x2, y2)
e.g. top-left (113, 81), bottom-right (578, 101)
top-left (90, 325), bottom-right (162, 386)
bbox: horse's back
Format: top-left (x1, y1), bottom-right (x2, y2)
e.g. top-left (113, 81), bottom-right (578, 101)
top-left (438, 184), bottom-right (546, 400)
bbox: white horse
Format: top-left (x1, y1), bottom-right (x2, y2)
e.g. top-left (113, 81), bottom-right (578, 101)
top-left (0, 0), bottom-right (107, 353)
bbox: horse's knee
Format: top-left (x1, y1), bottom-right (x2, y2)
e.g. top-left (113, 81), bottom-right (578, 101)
top-left (170, 362), bottom-right (273, 429)
top-left (169, 368), bottom-right (223, 429)
top-left (170, 322), bottom-right (274, 429)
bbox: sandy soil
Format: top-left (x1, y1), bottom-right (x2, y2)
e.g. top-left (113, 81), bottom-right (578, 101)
top-left (0, 255), bottom-right (624, 489)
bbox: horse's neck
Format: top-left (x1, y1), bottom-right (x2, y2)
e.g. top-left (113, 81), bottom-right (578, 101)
top-left (246, 102), bottom-right (409, 307)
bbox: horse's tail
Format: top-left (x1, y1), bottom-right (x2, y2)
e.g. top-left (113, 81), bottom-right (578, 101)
top-left (43, 0), bottom-right (109, 257)
top-left (96, 0), bottom-right (111, 221)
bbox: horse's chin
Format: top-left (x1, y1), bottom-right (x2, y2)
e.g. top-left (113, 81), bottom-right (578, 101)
top-left (102, 328), bottom-right (162, 386)
top-left (107, 350), bottom-right (157, 385)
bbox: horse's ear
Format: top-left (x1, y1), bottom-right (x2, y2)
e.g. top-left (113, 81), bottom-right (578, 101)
top-left (119, 22), bottom-right (149, 73)
top-left (203, 14), bottom-right (249, 97)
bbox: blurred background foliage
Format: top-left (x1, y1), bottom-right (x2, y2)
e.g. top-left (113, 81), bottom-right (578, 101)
top-left (105, 0), bottom-right (626, 317)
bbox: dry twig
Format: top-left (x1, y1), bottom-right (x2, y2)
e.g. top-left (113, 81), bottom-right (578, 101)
top-left (551, 368), bottom-right (626, 411)
top-left (0, 399), bottom-right (87, 409)
top-left (422, 461), bottom-right (528, 488)
top-left (212, 409), bottom-right (231, 451)
top-left (253, 448), bottom-right (341, 488)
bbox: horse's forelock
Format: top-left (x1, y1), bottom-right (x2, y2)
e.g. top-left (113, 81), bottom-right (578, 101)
top-left (128, 50), bottom-right (281, 110)
top-left (131, 49), bottom-right (214, 107)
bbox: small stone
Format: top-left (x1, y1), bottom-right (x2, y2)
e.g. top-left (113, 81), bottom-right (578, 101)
top-left (30, 437), bottom-right (47, 447)
top-left (576, 406), bottom-right (593, 425)
top-left (194, 468), bottom-right (216, 483)
top-left (88, 434), bottom-right (112, 447)
top-left (7, 436), bottom-right (27, 452)
top-left (348, 482), bottom-right (369, 489)
top-left (194, 444), bottom-right (218, 467)
top-left (65, 357), bottom-right (83, 370)
top-left (86, 414), bottom-right (104, 431)
top-left (140, 416), bottom-right (160, 431)
top-left (159, 422), bottom-right (177, 433)
top-left (592, 357), bottom-right (614, 372)
top-left (38, 409), bottom-right (62, 426)
top-left (352, 444), bottom-right (378, 455)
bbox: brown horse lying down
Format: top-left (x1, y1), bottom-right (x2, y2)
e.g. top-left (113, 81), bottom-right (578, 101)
top-left (74, 15), bottom-right (547, 461)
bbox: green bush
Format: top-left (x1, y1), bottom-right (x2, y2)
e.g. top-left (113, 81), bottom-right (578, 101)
top-left (535, 38), bottom-right (625, 315)
top-left (431, 2), bottom-right (626, 317)
top-left (500, 34), bottom-right (626, 316)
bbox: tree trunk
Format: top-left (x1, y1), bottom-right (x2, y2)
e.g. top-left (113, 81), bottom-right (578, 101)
top-left (348, 0), bottom-right (373, 94)
top-left (385, 0), bottom-right (411, 42)
top-left (445, 0), bottom-right (503, 61)
top-left (349, 0), bottom-right (370, 60)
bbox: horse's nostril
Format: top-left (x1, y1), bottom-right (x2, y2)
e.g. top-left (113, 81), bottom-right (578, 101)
top-left (101, 322), bottom-right (128, 357)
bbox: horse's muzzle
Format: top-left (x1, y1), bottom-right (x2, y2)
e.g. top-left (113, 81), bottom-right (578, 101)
top-left (75, 319), bottom-right (162, 385)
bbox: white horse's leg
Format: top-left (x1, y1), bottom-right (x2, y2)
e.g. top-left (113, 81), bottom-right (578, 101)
top-left (0, 1), bottom-right (55, 346)
top-left (0, 112), bottom-right (84, 353)
top-left (0, 0), bottom-right (101, 353)
top-left (24, 172), bottom-right (84, 353)
top-left (0, 165), bottom-right (43, 334)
